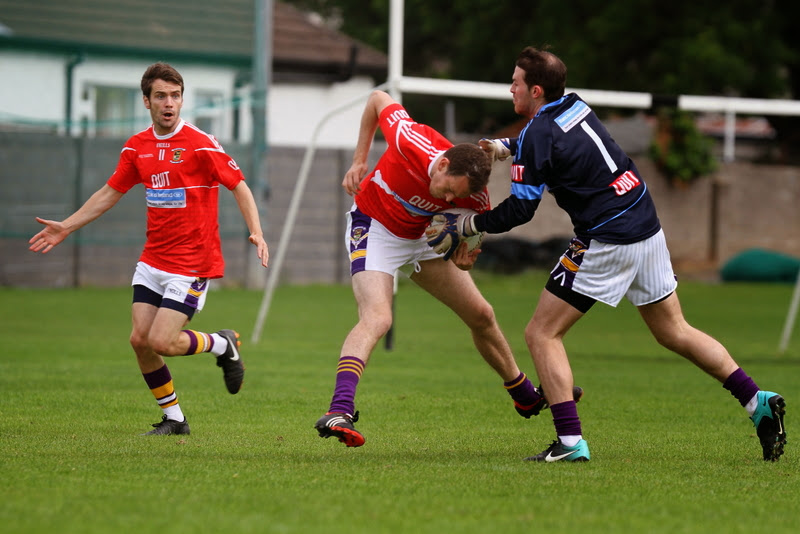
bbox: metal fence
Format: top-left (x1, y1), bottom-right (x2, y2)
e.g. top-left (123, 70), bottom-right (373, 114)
top-left (0, 130), bottom-right (356, 288)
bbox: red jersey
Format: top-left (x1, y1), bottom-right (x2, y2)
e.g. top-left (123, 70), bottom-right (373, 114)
top-left (107, 120), bottom-right (244, 278)
top-left (354, 103), bottom-right (490, 239)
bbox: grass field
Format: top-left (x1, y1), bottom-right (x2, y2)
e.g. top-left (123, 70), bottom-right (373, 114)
top-left (1, 271), bottom-right (798, 533)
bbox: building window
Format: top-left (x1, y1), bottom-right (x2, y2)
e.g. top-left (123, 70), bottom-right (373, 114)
top-left (94, 86), bottom-right (149, 137)
top-left (193, 91), bottom-right (224, 136)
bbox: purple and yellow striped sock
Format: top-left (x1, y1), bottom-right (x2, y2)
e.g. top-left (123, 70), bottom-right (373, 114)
top-left (503, 372), bottom-right (541, 407)
top-left (183, 329), bottom-right (215, 355)
top-left (328, 356), bottom-right (365, 415)
top-left (143, 364), bottom-right (184, 421)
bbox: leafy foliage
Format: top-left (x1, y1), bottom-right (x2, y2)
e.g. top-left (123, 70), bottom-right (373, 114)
top-left (293, 5), bottom-right (791, 90)
top-left (285, 0), bottom-right (799, 160)
top-left (649, 108), bottom-right (718, 183)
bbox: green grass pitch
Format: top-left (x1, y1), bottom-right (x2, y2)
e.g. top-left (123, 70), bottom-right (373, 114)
top-left (1, 271), bottom-right (798, 533)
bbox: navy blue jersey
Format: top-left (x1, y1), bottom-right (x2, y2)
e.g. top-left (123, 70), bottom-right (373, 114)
top-left (475, 93), bottom-right (661, 244)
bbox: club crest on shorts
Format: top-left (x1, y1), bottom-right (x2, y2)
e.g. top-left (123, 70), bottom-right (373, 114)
top-left (350, 226), bottom-right (367, 246)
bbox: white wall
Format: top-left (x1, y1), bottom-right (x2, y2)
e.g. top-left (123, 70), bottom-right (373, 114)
top-left (0, 51), bottom-right (66, 125)
top-left (0, 50), bottom-right (377, 149)
top-left (266, 77), bottom-right (377, 149)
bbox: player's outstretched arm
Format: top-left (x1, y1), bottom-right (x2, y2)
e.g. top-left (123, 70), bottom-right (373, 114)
top-left (231, 180), bottom-right (269, 268)
top-left (29, 184), bottom-right (123, 253)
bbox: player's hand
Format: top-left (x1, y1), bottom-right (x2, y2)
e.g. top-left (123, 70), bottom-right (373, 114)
top-left (427, 228), bottom-right (459, 260)
top-left (249, 233), bottom-right (269, 268)
top-left (28, 217), bottom-right (69, 253)
top-left (342, 161), bottom-right (369, 196)
top-left (425, 211), bottom-right (478, 240)
top-left (478, 138), bottom-right (511, 161)
top-left (450, 241), bottom-right (479, 271)
top-left (424, 212), bottom-right (476, 260)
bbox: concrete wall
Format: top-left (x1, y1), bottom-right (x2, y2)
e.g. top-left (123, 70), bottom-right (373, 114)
top-left (2, 131), bottom-right (798, 287)
top-left (480, 158), bottom-right (800, 275)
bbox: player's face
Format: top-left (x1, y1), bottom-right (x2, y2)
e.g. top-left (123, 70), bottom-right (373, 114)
top-left (429, 171), bottom-right (471, 202)
top-left (144, 79), bottom-right (183, 135)
top-left (510, 66), bottom-right (536, 118)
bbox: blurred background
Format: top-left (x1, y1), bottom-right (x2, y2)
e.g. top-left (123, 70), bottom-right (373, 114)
top-left (1, 0), bottom-right (798, 289)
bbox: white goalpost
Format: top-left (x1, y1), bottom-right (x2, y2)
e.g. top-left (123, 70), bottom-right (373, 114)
top-left (251, 0), bottom-right (800, 352)
top-left (249, 82), bottom-right (390, 344)
top-left (779, 272), bottom-right (800, 354)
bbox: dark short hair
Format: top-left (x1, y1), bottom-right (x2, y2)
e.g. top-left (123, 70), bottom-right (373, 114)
top-left (443, 143), bottom-right (492, 193)
top-left (141, 62), bottom-right (184, 98)
top-left (515, 46), bottom-right (567, 103)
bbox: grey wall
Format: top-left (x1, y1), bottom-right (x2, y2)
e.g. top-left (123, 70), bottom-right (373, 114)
top-left (2, 131), bottom-right (798, 287)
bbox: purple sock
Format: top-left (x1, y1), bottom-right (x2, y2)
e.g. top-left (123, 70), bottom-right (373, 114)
top-left (551, 400), bottom-right (582, 437)
top-left (722, 367), bottom-right (760, 407)
top-left (143, 364), bottom-right (172, 390)
top-left (504, 372), bottom-right (541, 407)
top-left (328, 356), bottom-right (365, 415)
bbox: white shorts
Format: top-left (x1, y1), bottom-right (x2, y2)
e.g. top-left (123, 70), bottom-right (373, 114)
top-left (346, 207), bottom-right (441, 276)
top-left (549, 229), bottom-right (678, 308)
top-left (131, 261), bottom-right (210, 312)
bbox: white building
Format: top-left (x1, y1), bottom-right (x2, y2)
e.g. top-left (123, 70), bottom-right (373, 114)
top-left (0, 0), bottom-right (388, 148)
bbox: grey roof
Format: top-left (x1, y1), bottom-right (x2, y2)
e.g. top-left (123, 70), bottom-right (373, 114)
top-left (0, 0), bottom-right (387, 79)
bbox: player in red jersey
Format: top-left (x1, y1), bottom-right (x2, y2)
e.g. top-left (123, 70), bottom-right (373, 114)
top-left (29, 63), bottom-right (269, 436)
top-left (314, 90), bottom-right (579, 448)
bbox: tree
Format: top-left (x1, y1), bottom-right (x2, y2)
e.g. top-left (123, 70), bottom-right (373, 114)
top-left (285, 0), bottom-right (799, 160)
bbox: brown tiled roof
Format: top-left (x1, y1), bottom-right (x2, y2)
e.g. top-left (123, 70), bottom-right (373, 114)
top-left (273, 2), bottom-right (386, 76)
top-left (0, 0), bottom-right (387, 78)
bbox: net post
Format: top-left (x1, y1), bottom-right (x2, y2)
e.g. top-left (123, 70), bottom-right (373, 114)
top-left (778, 269), bottom-right (800, 354)
top-left (384, 270), bottom-right (399, 351)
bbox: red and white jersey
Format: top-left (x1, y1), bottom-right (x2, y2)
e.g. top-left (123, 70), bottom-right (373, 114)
top-left (107, 119), bottom-right (244, 278)
top-left (354, 103), bottom-right (490, 239)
